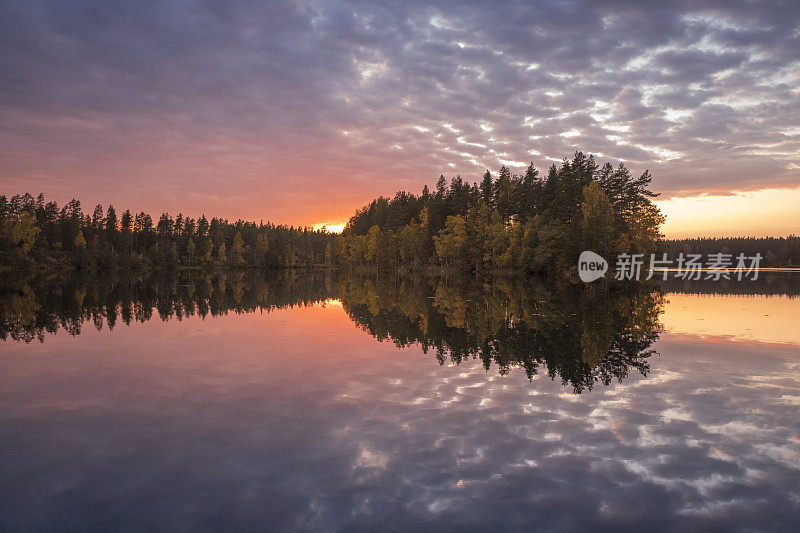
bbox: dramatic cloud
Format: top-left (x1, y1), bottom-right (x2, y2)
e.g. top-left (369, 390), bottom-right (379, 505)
top-left (0, 0), bottom-right (798, 224)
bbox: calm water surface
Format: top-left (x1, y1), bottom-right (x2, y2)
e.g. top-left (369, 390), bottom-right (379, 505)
top-left (1, 273), bottom-right (798, 531)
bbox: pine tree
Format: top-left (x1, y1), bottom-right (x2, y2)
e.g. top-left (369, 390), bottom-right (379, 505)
top-left (518, 162), bottom-right (540, 222)
top-left (480, 170), bottom-right (494, 207)
top-left (494, 165), bottom-right (515, 223)
top-left (105, 205), bottom-right (117, 233)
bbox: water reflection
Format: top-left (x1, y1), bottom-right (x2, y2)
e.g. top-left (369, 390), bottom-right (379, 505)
top-left (1, 272), bottom-right (799, 530)
top-left (1, 271), bottom-right (663, 393)
top-left (0, 270), bottom-right (333, 342)
top-left (338, 276), bottom-right (662, 393)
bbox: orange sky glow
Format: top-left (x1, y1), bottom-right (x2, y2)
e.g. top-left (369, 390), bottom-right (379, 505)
top-left (2, 1), bottom-right (799, 238)
top-left (656, 186), bottom-right (800, 239)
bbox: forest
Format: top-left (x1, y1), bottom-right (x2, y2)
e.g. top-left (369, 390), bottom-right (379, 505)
top-left (2, 151), bottom-right (797, 273)
top-left (0, 193), bottom-right (337, 271)
top-left (341, 151), bottom-right (664, 272)
top-left (1, 152), bottom-right (663, 274)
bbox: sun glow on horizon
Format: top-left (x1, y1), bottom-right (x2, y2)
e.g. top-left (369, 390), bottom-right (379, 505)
top-left (313, 222), bottom-right (346, 234)
top-left (656, 186), bottom-right (800, 239)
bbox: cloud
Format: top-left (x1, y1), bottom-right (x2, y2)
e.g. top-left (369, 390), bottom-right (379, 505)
top-left (0, 0), bottom-right (798, 222)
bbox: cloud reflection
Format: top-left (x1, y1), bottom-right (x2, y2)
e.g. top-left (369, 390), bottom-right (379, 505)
top-left (1, 274), bottom-right (799, 529)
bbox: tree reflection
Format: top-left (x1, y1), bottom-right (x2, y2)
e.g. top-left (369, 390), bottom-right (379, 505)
top-left (0, 270), bottom-right (333, 343)
top-left (1, 271), bottom-right (664, 392)
top-left (339, 276), bottom-right (663, 393)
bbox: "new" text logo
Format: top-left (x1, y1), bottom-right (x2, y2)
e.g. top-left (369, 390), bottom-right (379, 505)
top-left (578, 251), bottom-right (608, 282)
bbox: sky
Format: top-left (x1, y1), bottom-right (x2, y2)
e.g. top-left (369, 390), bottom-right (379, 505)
top-left (0, 0), bottom-right (798, 236)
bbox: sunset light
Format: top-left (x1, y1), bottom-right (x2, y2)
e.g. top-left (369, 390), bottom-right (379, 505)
top-left (312, 223), bottom-right (346, 234)
top-left (657, 186), bottom-right (800, 238)
top-left (2, 0), bottom-right (799, 530)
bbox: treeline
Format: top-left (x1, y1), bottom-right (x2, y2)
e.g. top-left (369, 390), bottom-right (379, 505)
top-left (1, 151), bottom-right (663, 275)
top-left (340, 152), bottom-right (664, 272)
top-left (5, 152), bottom-right (797, 275)
top-left (663, 236), bottom-right (800, 267)
top-left (0, 193), bottom-right (339, 271)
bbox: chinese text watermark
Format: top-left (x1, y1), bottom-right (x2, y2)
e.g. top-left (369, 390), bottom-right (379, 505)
top-left (578, 251), bottom-right (762, 282)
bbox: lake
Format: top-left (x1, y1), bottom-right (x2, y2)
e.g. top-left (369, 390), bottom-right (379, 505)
top-left (1, 271), bottom-right (798, 531)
